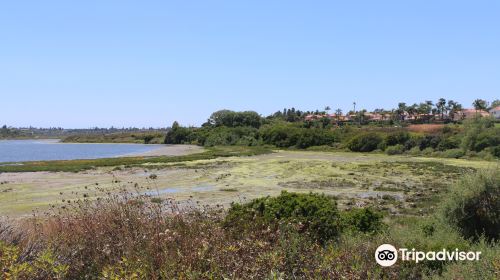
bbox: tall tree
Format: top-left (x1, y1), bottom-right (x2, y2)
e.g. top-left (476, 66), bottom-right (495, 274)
top-left (436, 98), bottom-right (447, 120)
top-left (335, 108), bottom-right (342, 122)
top-left (396, 102), bottom-right (407, 121)
top-left (472, 99), bottom-right (488, 114)
top-left (447, 100), bottom-right (462, 121)
top-left (489, 99), bottom-right (500, 110)
top-left (324, 106), bottom-right (331, 115)
top-left (406, 104), bottom-right (418, 121)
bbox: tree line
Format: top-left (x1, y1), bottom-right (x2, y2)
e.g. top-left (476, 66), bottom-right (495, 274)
top-left (165, 106), bottom-right (499, 159)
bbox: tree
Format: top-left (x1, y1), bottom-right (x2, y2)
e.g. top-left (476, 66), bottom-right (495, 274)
top-left (489, 99), bottom-right (500, 110)
top-left (406, 104), bottom-right (418, 121)
top-left (324, 106), bottom-right (331, 115)
top-left (472, 99), bottom-right (488, 115)
top-left (396, 102), bottom-right (407, 121)
top-left (335, 108), bottom-right (342, 122)
top-left (206, 110), bottom-right (262, 128)
top-left (436, 98), bottom-right (447, 120)
top-left (447, 100), bottom-right (462, 121)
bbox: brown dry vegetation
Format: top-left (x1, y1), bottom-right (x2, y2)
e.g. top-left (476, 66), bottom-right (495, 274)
top-left (407, 124), bottom-right (445, 134)
top-left (0, 190), bottom-right (389, 279)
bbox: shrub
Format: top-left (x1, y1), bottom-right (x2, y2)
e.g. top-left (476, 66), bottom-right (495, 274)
top-left (164, 122), bottom-right (194, 144)
top-left (341, 208), bottom-right (384, 234)
top-left (202, 126), bottom-right (259, 146)
top-left (441, 148), bottom-right (465, 159)
top-left (259, 123), bottom-right (336, 148)
top-left (442, 170), bottom-right (499, 241)
top-left (421, 147), bottom-right (434, 156)
top-left (385, 131), bottom-right (410, 146)
top-left (0, 242), bottom-right (69, 279)
top-left (436, 136), bottom-right (460, 151)
top-left (419, 135), bottom-right (442, 150)
top-left (461, 117), bottom-right (497, 152)
top-left (472, 128), bottom-right (500, 152)
top-left (404, 134), bottom-right (424, 150)
top-left (347, 133), bottom-right (383, 152)
top-left (493, 146), bottom-right (500, 158)
top-left (385, 144), bottom-right (405, 155)
top-left (407, 146), bottom-right (421, 156)
top-left (225, 191), bottom-right (341, 242)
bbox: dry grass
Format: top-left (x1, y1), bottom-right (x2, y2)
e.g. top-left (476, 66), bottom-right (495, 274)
top-left (0, 188), bottom-right (393, 279)
top-left (407, 124), bottom-right (444, 134)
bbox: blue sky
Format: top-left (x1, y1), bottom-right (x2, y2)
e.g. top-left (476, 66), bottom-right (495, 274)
top-left (1, 1), bottom-right (499, 128)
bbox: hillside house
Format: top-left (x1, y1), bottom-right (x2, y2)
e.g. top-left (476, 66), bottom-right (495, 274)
top-left (453, 109), bottom-right (490, 121)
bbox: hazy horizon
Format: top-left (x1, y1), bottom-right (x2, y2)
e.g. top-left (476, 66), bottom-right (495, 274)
top-left (1, 1), bottom-right (499, 128)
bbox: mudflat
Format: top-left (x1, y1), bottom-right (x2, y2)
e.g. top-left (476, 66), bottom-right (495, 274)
top-left (0, 150), bottom-right (494, 217)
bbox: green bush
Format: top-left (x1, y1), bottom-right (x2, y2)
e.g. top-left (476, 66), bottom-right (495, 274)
top-left (385, 131), bottom-right (410, 146)
top-left (259, 123), bottom-right (336, 148)
top-left (461, 117), bottom-right (497, 152)
top-left (225, 191), bottom-right (341, 242)
top-left (441, 148), bottom-right (465, 159)
top-left (442, 170), bottom-right (499, 241)
top-left (341, 208), bottom-right (384, 233)
top-left (164, 122), bottom-right (194, 144)
top-left (347, 133), bottom-right (383, 152)
top-left (436, 136), bottom-right (460, 151)
top-left (202, 126), bottom-right (259, 146)
top-left (419, 135), bottom-right (442, 150)
top-left (421, 147), bottom-right (434, 156)
top-left (493, 146), bottom-right (500, 158)
top-left (407, 146), bottom-right (421, 156)
top-left (385, 144), bottom-right (405, 155)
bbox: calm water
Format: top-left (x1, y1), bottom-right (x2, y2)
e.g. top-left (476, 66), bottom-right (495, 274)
top-left (0, 140), bottom-right (163, 163)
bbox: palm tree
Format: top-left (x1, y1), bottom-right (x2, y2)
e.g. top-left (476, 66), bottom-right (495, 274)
top-left (324, 106), bottom-right (331, 115)
top-left (447, 100), bottom-right (462, 121)
top-left (406, 104), bottom-right (418, 121)
top-left (335, 108), bottom-right (342, 122)
top-left (436, 98), bottom-right (446, 120)
top-left (396, 102), bottom-right (407, 121)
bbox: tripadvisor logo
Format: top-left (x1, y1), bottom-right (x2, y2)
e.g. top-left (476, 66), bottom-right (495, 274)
top-left (375, 244), bottom-right (398, 267)
top-left (375, 244), bottom-right (481, 267)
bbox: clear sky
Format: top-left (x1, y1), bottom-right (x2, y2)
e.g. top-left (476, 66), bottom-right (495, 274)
top-left (1, 1), bottom-right (499, 128)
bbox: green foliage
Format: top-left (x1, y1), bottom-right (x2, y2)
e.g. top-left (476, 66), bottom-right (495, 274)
top-left (436, 135), bottom-right (460, 151)
top-left (347, 132), bottom-right (383, 152)
top-left (260, 123), bottom-right (336, 148)
top-left (101, 257), bottom-right (149, 280)
top-left (201, 126), bottom-right (260, 146)
top-left (493, 146), bottom-right (500, 158)
top-left (461, 117), bottom-right (498, 153)
top-left (206, 110), bottom-right (262, 128)
top-left (225, 191), bottom-right (342, 242)
top-left (419, 135), bottom-right (443, 150)
top-left (442, 170), bottom-right (499, 241)
top-left (385, 144), bottom-right (405, 155)
top-left (63, 132), bottom-right (165, 144)
top-left (163, 109), bottom-right (500, 159)
top-left (441, 148), bottom-right (465, 158)
top-left (341, 208), bottom-right (384, 233)
top-left (438, 240), bottom-right (500, 280)
top-left (0, 242), bottom-right (68, 280)
top-left (384, 131), bottom-right (410, 146)
top-left (164, 122), bottom-right (194, 144)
